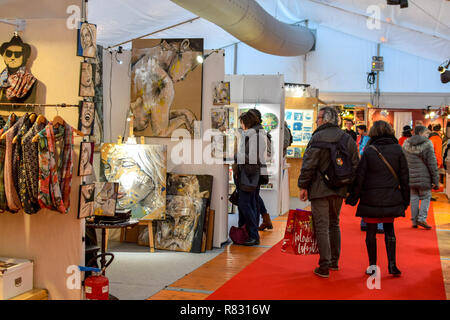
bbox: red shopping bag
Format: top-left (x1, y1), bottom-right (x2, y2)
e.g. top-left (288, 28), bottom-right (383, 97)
top-left (281, 209), bottom-right (319, 255)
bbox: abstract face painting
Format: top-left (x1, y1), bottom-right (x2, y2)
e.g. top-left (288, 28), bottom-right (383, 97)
top-left (79, 62), bottom-right (95, 97)
top-left (78, 101), bottom-right (95, 135)
top-left (101, 143), bottom-right (167, 220)
top-left (211, 108), bottom-right (229, 132)
top-left (156, 174), bottom-right (213, 253)
top-left (94, 182), bottom-right (119, 216)
top-left (77, 22), bottom-right (97, 58)
top-left (78, 142), bottom-right (94, 176)
top-left (130, 38), bottom-right (203, 137)
top-left (78, 183), bottom-right (95, 219)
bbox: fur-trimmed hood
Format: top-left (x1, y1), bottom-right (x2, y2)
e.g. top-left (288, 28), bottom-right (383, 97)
top-left (403, 135), bottom-right (433, 154)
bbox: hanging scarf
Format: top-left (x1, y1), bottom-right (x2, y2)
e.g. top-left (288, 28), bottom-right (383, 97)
top-left (37, 122), bottom-right (74, 214)
top-left (0, 67), bottom-right (36, 100)
top-left (0, 114), bottom-right (15, 212)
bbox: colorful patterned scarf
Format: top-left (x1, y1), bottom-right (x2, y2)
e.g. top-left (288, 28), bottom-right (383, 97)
top-left (37, 122), bottom-right (74, 214)
top-left (0, 67), bottom-right (36, 100)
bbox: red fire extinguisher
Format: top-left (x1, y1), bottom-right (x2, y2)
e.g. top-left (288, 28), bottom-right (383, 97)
top-left (84, 253), bottom-right (114, 300)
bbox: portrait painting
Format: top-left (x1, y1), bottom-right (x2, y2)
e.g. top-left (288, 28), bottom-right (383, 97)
top-left (79, 62), bottom-right (95, 97)
top-left (78, 183), bottom-right (95, 219)
top-left (130, 38), bottom-right (204, 138)
top-left (77, 22), bottom-right (97, 58)
top-left (212, 81), bottom-right (230, 105)
top-left (211, 107), bottom-right (229, 132)
top-left (94, 182), bottom-right (119, 217)
top-left (78, 142), bottom-right (94, 176)
top-left (156, 174), bottom-right (213, 253)
top-left (100, 143), bottom-right (167, 220)
top-left (78, 101), bottom-right (95, 135)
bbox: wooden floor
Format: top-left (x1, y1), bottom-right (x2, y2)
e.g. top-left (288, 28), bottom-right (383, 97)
top-left (148, 194), bottom-right (450, 300)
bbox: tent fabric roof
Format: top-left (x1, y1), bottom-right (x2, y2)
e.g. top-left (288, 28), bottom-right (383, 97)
top-left (89, 0), bottom-right (450, 62)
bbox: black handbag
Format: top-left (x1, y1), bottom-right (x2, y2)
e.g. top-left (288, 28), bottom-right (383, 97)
top-left (229, 189), bottom-right (239, 206)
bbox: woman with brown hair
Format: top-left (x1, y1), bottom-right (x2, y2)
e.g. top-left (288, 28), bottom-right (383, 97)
top-left (346, 120), bottom-right (410, 277)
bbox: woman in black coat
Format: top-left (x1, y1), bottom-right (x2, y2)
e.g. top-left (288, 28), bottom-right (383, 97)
top-left (346, 120), bottom-right (410, 277)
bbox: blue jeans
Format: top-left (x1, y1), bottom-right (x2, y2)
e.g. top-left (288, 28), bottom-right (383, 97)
top-left (410, 188), bottom-right (432, 223)
top-left (238, 189), bottom-right (259, 241)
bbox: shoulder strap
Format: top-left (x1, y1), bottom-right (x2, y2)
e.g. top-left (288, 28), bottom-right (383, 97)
top-left (368, 145), bottom-right (400, 188)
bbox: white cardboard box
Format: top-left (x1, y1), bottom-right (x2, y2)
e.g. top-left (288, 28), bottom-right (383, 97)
top-left (0, 257), bottom-right (33, 300)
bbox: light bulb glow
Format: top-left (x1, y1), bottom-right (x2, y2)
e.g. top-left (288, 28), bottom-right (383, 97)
top-left (197, 55), bottom-right (204, 64)
top-left (430, 112), bottom-right (436, 117)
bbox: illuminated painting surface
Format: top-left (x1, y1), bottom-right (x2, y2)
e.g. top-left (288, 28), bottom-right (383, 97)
top-left (156, 174), bottom-right (213, 253)
top-left (101, 143), bottom-right (167, 220)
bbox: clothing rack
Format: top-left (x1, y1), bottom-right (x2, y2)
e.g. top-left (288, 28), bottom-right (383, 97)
top-left (0, 103), bottom-right (79, 108)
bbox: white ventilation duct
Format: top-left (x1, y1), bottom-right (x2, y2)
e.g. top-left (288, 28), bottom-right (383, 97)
top-left (170, 0), bottom-right (316, 56)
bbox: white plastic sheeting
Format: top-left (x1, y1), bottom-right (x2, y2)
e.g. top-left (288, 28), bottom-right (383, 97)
top-left (89, 0), bottom-right (449, 62)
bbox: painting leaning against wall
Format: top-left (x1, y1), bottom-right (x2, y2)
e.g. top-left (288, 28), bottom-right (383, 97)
top-left (130, 38), bottom-right (204, 138)
top-left (156, 174), bottom-right (213, 253)
top-left (100, 143), bottom-right (167, 220)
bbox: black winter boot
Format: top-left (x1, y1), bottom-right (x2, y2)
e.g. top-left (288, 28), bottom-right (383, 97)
top-left (385, 235), bottom-right (401, 277)
top-left (365, 237), bottom-right (377, 275)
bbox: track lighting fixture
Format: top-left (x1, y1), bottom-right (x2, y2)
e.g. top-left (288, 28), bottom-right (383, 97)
top-left (438, 60), bottom-right (450, 84)
top-left (386, 0), bottom-right (408, 8)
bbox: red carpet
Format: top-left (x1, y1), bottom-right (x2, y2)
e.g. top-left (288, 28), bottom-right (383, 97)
top-left (207, 205), bottom-right (446, 300)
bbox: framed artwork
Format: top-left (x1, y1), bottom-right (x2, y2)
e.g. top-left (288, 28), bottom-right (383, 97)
top-left (212, 81), bottom-right (230, 105)
top-left (262, 113), bottom-right (279, 132)
top-left (78, 142), bottom-right (94, 176)
top-left (77, 22), bottom-right (97, 58)
top-left (79, 62), bottom-right (95, 97)
top-left (78, 183), bottom-right (95, 219)
top-left (355, 109), bottom-right (366, 122)
top-left (100, 143), bottom-right (167, 220)
top-left (211, 107), bottom-right (229, 132)
top-left (94, 182), bottom-right (119, 217)
top-left (156, 174), bottom-right (213, 253)
top-left (78, 101), bottom-right (95, 135)
top-left (130, 38), bottom-right (204, 137)
top-left (285, 109), bottom-right (314, 146)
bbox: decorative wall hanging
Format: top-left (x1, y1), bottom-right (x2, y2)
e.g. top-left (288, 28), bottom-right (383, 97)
top-left (94, 182), bottom-right (119, 216)
top-left (285, 109), bottom-right (314, 146)
top-left (156, 174), bottom-right (213, 253)
top-left (212, 81), bottom-right (230, 105)
top-left (78, 183), bottom-right (95, 219)
top-left (262, 112), bottom-right (279, 132)
top-left (100, 143), bottom-right (167, 220)
top-left (130, 38), bottom-right (204, 137)
top-left (78, 141), bottom-right (94, 176)
top-left (0, 35), bottom-right (37, 103)
top-left (78, 101), bottom-right (95, 135)
top-left (79, 62), bottom-right (95, 97)
top-left (77, 22), bottom-right (97, 58)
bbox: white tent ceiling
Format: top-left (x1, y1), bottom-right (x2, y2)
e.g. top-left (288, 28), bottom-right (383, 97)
top-left (88, 0), bottom-right (450, 63)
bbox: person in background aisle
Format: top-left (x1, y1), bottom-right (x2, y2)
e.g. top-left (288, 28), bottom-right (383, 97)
top-left (283, 120), bottom-right (293, 157)
top-left (429, 124), bottom-right (443, 169)
top-left (247, 108), bottom-right (273, 231)
top-left (346, 120), bottom-right (410, 277)
top-left (234, 112), bottom-right (264, 246)
top-left (398, 125), bottom-right (412, 146)
top-left (356, 124), bottom-right (383, 234)
top-left (402, 126), bottom-right (439, 230)
top-left (343, 119), bottom-right (357, 141)
top-left (298, 107), bottom-right (359, 278)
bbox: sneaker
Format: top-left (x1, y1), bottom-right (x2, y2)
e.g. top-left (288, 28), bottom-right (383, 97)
top-left (417, 221), bottom-right (432, 230)
top-left (329, 264), bottom-right (339, 271)
top-left (314, 267), bottom-right (329, 278)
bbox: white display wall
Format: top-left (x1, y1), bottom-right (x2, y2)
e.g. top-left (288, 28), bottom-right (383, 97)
top-left (103, 50), bottom-right (229, 248)
top-left (225, 75), bottom-right (286, 216)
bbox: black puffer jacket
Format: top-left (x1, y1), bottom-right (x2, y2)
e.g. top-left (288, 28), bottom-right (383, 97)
top-left (346, 136), bottom-right (410, 218)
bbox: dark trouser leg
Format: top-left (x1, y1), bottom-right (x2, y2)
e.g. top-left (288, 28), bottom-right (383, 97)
top-left (329, 196), bottom-right (342, 267)
top-left (365, 223), bottom-right (377, 266)
top-left (383, 222), bottom-right (401, 275)
top-left (238, 189), bottom-right (259, 241)
top-left (311, 198), bottom-right (330, 269)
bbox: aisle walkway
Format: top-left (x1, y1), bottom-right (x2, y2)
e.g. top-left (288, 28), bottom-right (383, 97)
top-left (148, 194), bottom-right (450, 300)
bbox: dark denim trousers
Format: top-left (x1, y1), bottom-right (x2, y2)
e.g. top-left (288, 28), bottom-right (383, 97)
top-left (238, 189), bottom-right (259, 241)
top-left (310, 196), bottom-right (344, 269)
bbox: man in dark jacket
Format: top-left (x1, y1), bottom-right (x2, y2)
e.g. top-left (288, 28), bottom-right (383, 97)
top-left (298, 107), bottom-right (359, 278)
top-left (343, 119), bottom-right (357, 141)
top-left (403, 126), bottom-right (440, 229)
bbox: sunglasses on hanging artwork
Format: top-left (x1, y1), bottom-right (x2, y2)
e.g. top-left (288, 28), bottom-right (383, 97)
top-left (4, 50), bottom-right (23, 58)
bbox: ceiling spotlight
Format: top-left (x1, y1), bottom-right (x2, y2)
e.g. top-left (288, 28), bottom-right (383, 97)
top-left (115, 46), bottom-right (124, 65)
top-left (386, 0), bottom-right (408, 8)
top-left (196, 55), bottom-right (204, 64)
top-left (438, 60), bottom-right (450, 84)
